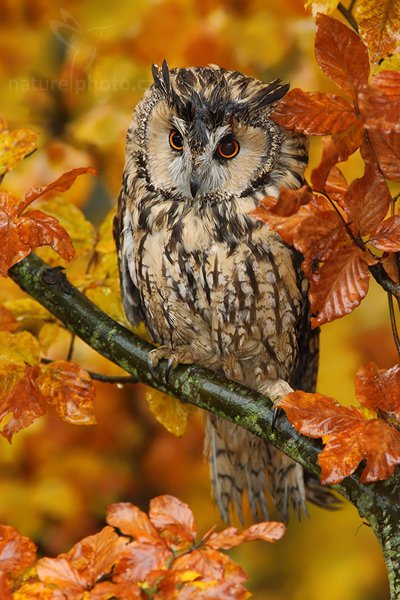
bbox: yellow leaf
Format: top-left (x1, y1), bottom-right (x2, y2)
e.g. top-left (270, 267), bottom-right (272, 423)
top-left (0, 120), bottom-right (38, 175)
top-left (4, 298), bottom-right (52, 322)
top-left (95, 209), bottom-right (116, 255)
top-left (37, 361), bottom-right (96, 425)
top-left (0, 360), bottom-right (26, 398)
top-left (179, 570), bottom-right (201, 583)
top-left (85, 283), bottom-right (127, 325)
top-left (0, 331), bottom-right (40, 365)
top-left (38, 323), bottom-right (61, 353)
top-left (375, 52), bottom-right (400, 72)
top-left (145, 389), bottom-right (196, 437)
top-left (356, 0), bottom-right (400, 63)
top-left (305, 0), bottom-right (339, 16)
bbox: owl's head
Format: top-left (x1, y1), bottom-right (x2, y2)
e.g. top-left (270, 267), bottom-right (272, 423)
top-left (124, 62), bottom-right (307, 203)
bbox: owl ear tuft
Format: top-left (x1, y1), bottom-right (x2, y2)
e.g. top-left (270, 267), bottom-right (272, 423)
top-left (255, 80), bottom-right (290, 110)
top-left (151, 60), bottom-right (171, 98)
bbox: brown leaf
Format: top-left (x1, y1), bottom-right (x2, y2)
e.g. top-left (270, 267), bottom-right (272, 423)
top-left (269, 186), bottom-right (313, 216)
top-left (325, 166), bottom-right (348, 207)
top-left (309, 234), bottom-right (370, 327)
top-left (369, 216), bottom-right (400, 251)
top-left (356, 362), bottom-right (400, 419)
top-left (355, 0), bottom-right (400, 63)
top-left (21, 167), bottom-right (97, 211)
top-left (278, 391), bottom-right (400, 484)
top-left (367, 129), bottom-right (400, 183)
top-left (36, 361), bottom-right (96, 425)
top-left (113, 540), bottom-right (171, 583)
top-left (344, 158), bottom-right (391, 236)
top-left (381, 253), bottom-right (400, 283)
top-left (360, 71), bottom-right (400, 134)
top-left (206, 521), bottom-right (285, 550)
top-left (315, 14), bottom-right (370, 99)
top-left (107, 502), bottom-right (160, 541)
top-left (0, 306), bottom-right (18, 332)
top-left (271, 89), bottom-right (358, 135)
top-left (149, 495), bottom-right (196, 551)
top-left (0, 364), bottom-right (46, 442)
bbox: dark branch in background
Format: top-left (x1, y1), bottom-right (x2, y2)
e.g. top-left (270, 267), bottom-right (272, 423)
top-left (337, 1), bottom-right (359, 33)
top-left (9, 252), bottom-right (400, 599)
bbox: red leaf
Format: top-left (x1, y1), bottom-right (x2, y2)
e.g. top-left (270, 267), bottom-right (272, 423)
top-left (106, 502), bottom-right (160, 541)
top-left (315, 14), bottom-right (370, 100)
top-left (149, 495), bottom-right (196, 551)
top-left (21, 167), bottom-right (97, 211)
top-left (278, 391), bottom-right (400, 484)
top-left (369, 216), bottom-right (400, 251)
top-left (356, 362), bottom-right (400, 419)
top-left (272, 89), bottom-right (358, 135)
top-left (309, 235), bottom-right (370, 327)
top-left (36, 360), bottom-right (96, 425)
top-left (344, 158), bottom-right (391, 236)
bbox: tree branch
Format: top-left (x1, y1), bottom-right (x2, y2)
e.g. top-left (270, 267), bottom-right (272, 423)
top-left (9, 253), bottom-right (400, 599)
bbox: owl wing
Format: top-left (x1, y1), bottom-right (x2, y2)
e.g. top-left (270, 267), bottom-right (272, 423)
top-left (113, 190), bottom-right (144, 327)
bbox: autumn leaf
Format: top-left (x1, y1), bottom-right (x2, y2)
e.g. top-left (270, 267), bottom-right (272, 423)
top-left (205, 521), bottom-right (286, 550)
top-left (278, 391), bottom-right (400, 484)
top-left (355, 362), bottom-right (400, 420)
top-left (0, 524), bottom-right (37, 573)
top-left (149, 495), bottom-right (196, 551)
top-left (369, 216), bottom-right (400, 252)
top-left (0, 331), bottom-right (41, 366)
top-left (107, 502), bottom-right (160, 541)
top-left (366, 129), bottom-right (400, 183)
top-left (0, 121), bottom-right (38, 176)
top-left (355, 0), bottom-right (400, 63)
top-left (145, 389), bottom-right (196, 437)
top-left (36, 361), bottom-right (96, 425)
top-left (343, 157), bottom-right (391, 237)
top-left (272, 89), bottom-right (358, 135)
top-left (309, 234), bottom-right (370, 328)
top-left (269, 185), bottom-right (313, 216)
top-left (315, 14), bottom-right (370, 100)
top-left (0, 306), bottom-right (18, 332)
top-left (305, 0), bottom-right (339, 17)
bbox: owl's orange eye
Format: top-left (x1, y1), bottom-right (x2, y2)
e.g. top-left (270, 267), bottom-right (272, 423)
top-left (217, 139), bottom-right (240, 159)
top-left (169, 130), bottom-right (184, 151)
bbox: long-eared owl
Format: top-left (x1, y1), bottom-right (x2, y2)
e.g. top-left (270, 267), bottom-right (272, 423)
top-left (115, 62), bottom-right (335, 523)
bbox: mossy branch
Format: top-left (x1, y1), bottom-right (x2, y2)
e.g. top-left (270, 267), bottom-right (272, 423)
top-left (9, 253), bottom-right (400, 599)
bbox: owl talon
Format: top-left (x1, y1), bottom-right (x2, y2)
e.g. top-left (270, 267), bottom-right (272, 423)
top-left (272, 407), bottom-right (281, 430)
top-left (165, 358), bottom-right (177, 383)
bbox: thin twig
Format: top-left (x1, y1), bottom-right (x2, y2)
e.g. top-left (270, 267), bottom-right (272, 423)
top-left (40, 358), bottom-right (138, 384)
top-left (388, 292), bottom-right (400, 360)
top-left (66, 333), bottom-right (75, 361)
top-left (337, 2), bottom-right (359, 33)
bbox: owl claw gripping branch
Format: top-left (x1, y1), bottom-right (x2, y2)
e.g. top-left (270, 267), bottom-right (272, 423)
top-left (115, 60), bottom-right (337, 523)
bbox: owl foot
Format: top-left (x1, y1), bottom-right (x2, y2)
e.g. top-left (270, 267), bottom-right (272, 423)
top-left (259, 379), bottom-right (293, 431)
top-left (147, 345), bottom-right (199, 383)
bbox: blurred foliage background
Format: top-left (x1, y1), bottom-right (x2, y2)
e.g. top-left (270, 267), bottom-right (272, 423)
top-left (0, 0), bottom-right (396, 597)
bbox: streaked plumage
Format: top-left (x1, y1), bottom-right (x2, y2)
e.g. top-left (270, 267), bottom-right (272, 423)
top-left (115, 62), bottom-right (336, 522)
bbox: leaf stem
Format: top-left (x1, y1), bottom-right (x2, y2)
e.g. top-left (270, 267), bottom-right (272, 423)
top-left (387, 293), bottom-right (400, 360)
top-left (337, 2), bottom-right (359, 33)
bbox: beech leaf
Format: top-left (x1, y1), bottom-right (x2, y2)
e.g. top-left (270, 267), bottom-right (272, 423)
top-left (356, 362), bottom-right (400, 420)
top-left (355, 0), bottom-right (400, 63)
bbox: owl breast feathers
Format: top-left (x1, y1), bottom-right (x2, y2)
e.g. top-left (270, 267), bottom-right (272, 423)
top-left (115, 62), bottom-right (337, 523)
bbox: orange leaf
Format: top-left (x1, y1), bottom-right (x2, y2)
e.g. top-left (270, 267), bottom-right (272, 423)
top-left (21, 167), bottom-right (97, 211)
top-left (37, 526), bottom-right (127, 593)
top-left (0, 365), bottom-right (46, 442)
top-left (0, 306), bottom-right (18, 332)
top-left (272, 89), bottom-right (358, 135)
top-left (344, 158), bottom-right (391, 236)
top-left (309, 235), bottom-right (370, 327)
top-left (278, 391), bottom-right (400, 484)
top-left (107, 502), bottom-right (160, 542)
top-left (205, 521), bottom-right (285, 550)
top-left (36, 361), bottom-right (96, 425)
top-left (315, 14), bottom-right (370, 100)
top-left (369, 216), bottom-right (400, 251)
top-left (356, 362), bottom-right (400, 419)
top-left (173, 547), bottom-right (247, 590)
top-left (325, 166), bottom-right (348, 208)
top-left (18, 210), bottom-right (75, 263)
top-left (0, 524), bottom-right (36, 574)
top-left (113, 540), bottom-right (171, 583)
top-left (269, 185), bottom-right (313, 216)
top-left (149, 495), bottom-right (196, 551)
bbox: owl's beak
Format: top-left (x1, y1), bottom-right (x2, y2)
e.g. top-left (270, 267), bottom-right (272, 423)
top-left (190, 176), bottom-right (201, 198)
